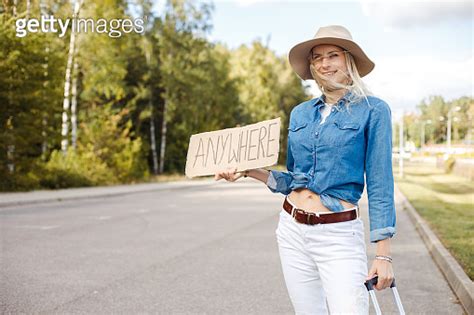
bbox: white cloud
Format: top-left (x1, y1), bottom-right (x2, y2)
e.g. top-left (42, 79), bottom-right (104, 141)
top-left (365, 54), bottom-right (473, 117)
top-left (222, 0), bottom-right (360, 7)
top-left (360, 0), bottom-right (473, 29)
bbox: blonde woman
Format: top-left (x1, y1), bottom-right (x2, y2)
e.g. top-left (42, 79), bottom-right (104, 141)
top-left (215, 25), bottom-right (395, 315)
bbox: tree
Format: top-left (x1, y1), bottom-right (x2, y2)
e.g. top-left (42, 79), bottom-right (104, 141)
top-left (228, 40), bottom-right (307, 164)
top-left (61, 0), bottom-right (83, 154)
top-left (0, 8), bottom-right (66, 190)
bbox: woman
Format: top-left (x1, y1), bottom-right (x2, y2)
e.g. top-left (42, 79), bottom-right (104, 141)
top-left (215, 25), bottom-right (396, 315)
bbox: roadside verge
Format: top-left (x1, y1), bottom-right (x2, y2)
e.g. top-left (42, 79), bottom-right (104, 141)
top-left (395, 184), bottom-right (474, 315)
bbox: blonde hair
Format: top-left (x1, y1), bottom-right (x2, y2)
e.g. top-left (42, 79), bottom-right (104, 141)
top-left (309, 50), bottom-right (373, 108)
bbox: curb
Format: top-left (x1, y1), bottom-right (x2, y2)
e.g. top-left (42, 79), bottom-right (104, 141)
top-left (0, 179), bottom-right (217, 208)
top-left (395, 184), bottom-right (474, 315)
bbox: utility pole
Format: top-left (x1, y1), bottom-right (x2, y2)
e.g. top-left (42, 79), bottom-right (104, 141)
top-left (399, 111), bottom-right (404, 178)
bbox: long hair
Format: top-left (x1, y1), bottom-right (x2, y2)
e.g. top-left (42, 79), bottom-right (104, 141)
top-left (309, 50), bottom-right (373, 108)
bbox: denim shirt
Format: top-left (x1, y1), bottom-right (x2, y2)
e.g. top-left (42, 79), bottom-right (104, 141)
top-left (266, 91), bottom-right (396, 243)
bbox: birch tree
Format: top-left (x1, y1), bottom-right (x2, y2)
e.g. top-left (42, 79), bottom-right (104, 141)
top-left (61, 0), bottom-right (83, 154)
top-left (138, 0), bottom-right (159, 175)
top-left (12, 0), bottom-right (17, 16)
top-left (70, 56), bottom-right (79, 149)
top-left (26, 0), bottom-right (30, 18)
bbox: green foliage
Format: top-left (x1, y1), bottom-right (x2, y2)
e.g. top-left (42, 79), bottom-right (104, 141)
top-left (228, 41), bottom-right (307, 164)
top-left (38, 104), bottom-right (150, 189)
top-left (417, 95), bottom-right (473, 145)
top-left (0, 0), bottom-right (307, 191)
top-left (78, 104), bottom-right (150, 182)
top-left (40, 148), bottom-right (112, 188)
top-left (0, 13), bottom-right (65, 191)
top-left (158, 0), bottom-right (242, 172)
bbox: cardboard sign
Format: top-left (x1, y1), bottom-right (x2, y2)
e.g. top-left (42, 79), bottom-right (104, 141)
top-left (185, 118), bottom-right (281, 178)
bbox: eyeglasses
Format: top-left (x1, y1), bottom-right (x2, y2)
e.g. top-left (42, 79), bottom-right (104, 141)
top-left (308, 49), bottom-right (348, 66)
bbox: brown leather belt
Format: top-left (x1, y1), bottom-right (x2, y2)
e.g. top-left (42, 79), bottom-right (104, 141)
top-left (283, 196), bottom-right (358, 225)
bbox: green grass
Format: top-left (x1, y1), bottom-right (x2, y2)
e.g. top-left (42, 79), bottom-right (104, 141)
top-left (394, 161), bottom-right (474, 280)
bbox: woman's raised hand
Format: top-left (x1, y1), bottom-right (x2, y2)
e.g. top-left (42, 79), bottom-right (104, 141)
top-left (214, 167), bottom-right (246, 182)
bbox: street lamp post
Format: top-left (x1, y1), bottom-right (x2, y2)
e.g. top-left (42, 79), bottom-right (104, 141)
top-left (447, 106), bottom-right (461, 154)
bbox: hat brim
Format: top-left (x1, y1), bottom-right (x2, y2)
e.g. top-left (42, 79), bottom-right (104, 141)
top-left (288, 37), bottom-right (375, 80)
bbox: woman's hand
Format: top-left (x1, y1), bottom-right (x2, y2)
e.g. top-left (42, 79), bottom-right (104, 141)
top-left (214, 167), bottom-right (246, 182)
top-left (366, 259), bottom-right (394, 290)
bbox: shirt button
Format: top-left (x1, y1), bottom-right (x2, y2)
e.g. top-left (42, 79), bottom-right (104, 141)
top-left (331, 108), bottom-right (335, 112)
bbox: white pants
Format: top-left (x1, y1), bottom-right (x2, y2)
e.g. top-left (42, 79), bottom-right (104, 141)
top-left (275, 199), bottom-right (369, 315)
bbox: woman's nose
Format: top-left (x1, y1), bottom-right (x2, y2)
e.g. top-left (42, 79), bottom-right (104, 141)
top-left (318, 63), bottom-right (330, 73)
top-left (321, 56), bottom-right (331, 68)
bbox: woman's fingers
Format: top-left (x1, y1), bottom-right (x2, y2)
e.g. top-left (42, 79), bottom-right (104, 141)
top-left (215, 167), bottom-right (241, 182)
top-left (226, 167), bottom-right (238, 181)
top-left (376, 274), bottom-right (394, 290)
top-left (366, 259), bottom-right (394, 290)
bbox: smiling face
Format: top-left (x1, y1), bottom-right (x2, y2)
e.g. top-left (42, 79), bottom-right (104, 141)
top-left (308, 44), bottom-right (351, 89)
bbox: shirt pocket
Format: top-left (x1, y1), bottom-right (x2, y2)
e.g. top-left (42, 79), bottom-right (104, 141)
top-left (323, 120), bottom-right (360, 147)
top-left (288, 122), bottom-right (309, 144)
top-left (288, 123), bottom-right (308, 132)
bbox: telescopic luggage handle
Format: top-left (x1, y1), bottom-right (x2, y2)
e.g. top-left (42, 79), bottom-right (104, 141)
top-left (364, 276), bottom-right (406, 315)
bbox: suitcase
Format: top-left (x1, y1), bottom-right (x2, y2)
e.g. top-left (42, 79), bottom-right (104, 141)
top-left (364, 276), bottom-right (406, 315)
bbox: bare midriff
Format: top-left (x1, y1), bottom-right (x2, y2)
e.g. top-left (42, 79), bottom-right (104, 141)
top-left (288, 187), bottom-right (356, 213)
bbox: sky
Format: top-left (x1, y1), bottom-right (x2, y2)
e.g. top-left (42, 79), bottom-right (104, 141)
top-left (204, 0), bottom-right (473, 120)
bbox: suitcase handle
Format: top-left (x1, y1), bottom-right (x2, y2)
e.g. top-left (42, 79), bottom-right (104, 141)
top-left (364, 276), bottom-right (396, 291)
top-left (364, 276), bottom-right (405, 315)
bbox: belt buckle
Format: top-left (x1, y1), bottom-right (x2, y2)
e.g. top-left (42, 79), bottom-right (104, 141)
top-left (307, 212), bottom-right (320, 224)
top-left (291, 208), bottom-right (305, 220)
top-left (292, 208), bottom-right (320, 225)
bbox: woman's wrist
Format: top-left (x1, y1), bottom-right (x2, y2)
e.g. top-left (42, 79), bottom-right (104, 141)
top-left (244, 168), bottom-right (270, 184)
top-left (375, 237), bottom-right (391, 256)
top-left (374, 255), bottom-right (393, 263)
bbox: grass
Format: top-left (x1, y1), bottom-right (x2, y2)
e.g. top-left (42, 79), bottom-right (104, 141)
top-left (393, 160), bottom-right (474, 280)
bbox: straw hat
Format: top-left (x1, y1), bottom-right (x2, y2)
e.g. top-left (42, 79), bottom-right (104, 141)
top-left (288, 25), bottom-right (375, 80)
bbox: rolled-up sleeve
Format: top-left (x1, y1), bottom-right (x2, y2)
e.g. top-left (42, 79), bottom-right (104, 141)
top-left (365, 101), bottom-right (397, 243)
top-left (266, 133), bottom-right (294, 195)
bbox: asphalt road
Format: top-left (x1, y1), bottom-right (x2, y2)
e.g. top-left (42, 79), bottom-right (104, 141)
top-left (0, 180), bottom-right (464, 314)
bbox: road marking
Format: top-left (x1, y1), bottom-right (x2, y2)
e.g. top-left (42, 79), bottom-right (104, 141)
top-left (97, 216), bottom-right (111, 220)
top-left (17, 225), bottom-right (60, 230)
top-left (41, 225), bottom-right (59, 230)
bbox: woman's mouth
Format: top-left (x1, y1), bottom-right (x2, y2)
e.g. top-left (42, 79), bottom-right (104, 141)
top-left (322, 71), bottom-right (337, 76)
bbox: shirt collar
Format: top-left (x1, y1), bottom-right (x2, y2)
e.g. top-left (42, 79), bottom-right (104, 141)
top-left (310, 95), bottom-right (326, 109)
top-left (311, 90), bottom-right (353, 111)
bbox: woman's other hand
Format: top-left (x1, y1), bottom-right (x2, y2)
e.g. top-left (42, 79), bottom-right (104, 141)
top-left (214, 167), bottom-right (246, 182)
top-left (366, 259), bottom-right (394, 290)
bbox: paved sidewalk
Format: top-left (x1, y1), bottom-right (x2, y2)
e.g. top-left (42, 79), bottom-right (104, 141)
top-left (0, 179), bottom-right (467, 314)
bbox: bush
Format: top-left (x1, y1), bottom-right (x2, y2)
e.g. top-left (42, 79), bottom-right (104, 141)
top-left (444, 155), bottom-right (456, 173)
top-left (39, 148), bottom-right (115, 188)
top-left (78, 105), bottom-right (149, 182)
top-left (0, 171), bottom-right (40, 191)
top-left (36, 105), bottom-right (150, 189)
